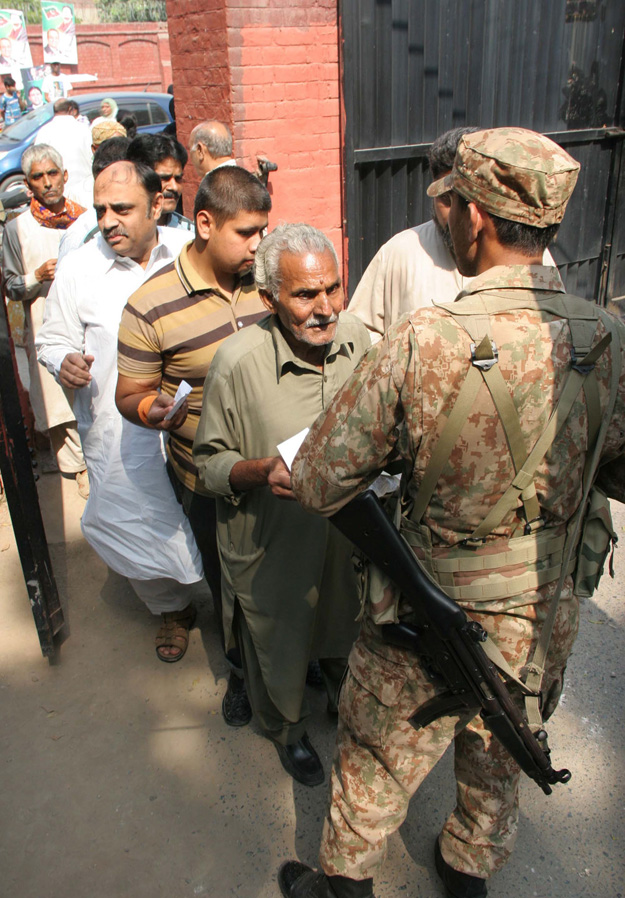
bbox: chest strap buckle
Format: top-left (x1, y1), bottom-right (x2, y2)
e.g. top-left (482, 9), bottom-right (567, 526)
top-left (471, 339), bottom-right (499, 371)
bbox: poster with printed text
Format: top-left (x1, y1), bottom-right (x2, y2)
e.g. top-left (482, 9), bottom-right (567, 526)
top-left (41, 1), bottom-right (77, 65)
top-left (0, 9), bottom-right (33, 81)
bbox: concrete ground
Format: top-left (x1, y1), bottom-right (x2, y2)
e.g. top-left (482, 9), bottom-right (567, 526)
top-left (0, 471), bottom-right (623, 898)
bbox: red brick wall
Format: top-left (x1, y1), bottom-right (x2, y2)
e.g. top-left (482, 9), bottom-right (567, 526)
top-left (166, 2), bottom-right (232, 151)
top-left (26, 23), bottom-right (171, 95)
top-left (166, 0), bottom-right (344, 266)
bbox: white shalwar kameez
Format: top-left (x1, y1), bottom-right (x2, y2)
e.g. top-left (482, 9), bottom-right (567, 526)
top-left (36, 228), bottom-right (203, 611)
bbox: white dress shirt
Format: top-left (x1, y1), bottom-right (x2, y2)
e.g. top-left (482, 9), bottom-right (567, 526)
top-left (57, 208), bottom-right (98, 264)
top-left (348, 219), bottom-right (556, 343)
top-left (36, 227), bottom-right (203, 583)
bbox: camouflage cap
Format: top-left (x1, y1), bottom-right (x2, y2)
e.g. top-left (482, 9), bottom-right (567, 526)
top-left (427, 127), bottom-right (580, 227)
top-left (91, 119), bottom-right (127, 146)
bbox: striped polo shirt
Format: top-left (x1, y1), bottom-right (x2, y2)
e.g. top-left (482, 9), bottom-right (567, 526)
top-left (117, 241), bottom-right (267, 494)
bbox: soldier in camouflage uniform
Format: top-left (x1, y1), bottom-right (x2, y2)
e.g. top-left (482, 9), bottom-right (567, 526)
top-left (277, 128), bottom-right (625, 898)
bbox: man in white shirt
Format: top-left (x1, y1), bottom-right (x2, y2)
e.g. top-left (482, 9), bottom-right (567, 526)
top-left (36, 160), bottom-right (204, 663)
top-left (348, 128), bottom-right (482, 341)
top-left (35, 98), bottom-right (93, 206)
top-left (41, 62), bottom-right (72, 102)
top-left (348, 127), bottom-right (555, 342)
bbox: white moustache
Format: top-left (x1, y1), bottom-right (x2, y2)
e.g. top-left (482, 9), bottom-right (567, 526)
top-left (306, 314), bottom-right (338, 328)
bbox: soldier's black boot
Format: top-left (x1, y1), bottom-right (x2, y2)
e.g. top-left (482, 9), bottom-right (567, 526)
top-left (278, 862), bottom-right (374, 898)
top-left (434, 841), bottom-right (487, 898)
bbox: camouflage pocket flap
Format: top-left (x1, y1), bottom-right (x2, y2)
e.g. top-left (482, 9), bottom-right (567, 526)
top-left (574, 485), bottom-right (617, 598)
top-left (348, 639), bottom-right (409, 708)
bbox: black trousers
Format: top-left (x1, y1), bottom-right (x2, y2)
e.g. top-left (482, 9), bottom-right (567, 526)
top-left (166, 461), bottom-right (241, 665)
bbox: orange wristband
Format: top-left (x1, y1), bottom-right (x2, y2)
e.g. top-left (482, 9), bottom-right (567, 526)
top-left (137, 392), bottom-right (159, 426)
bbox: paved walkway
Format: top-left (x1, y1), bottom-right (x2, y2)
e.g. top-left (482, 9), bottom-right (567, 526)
top-left (0, 473), bottom-right (623, 898)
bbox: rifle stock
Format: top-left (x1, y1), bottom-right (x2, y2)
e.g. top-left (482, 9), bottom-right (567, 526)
top-left (331, 489), bottom-right (572, 796)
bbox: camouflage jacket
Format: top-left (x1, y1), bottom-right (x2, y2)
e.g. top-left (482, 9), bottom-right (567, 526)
top-left (292, 265), bottom-right (625, 619)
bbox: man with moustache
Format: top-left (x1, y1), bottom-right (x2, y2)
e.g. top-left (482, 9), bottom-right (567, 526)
top-left (36, 160), bottom-right (203, 661)
top-left (127, 134), bottom-right (193, 231)
top-left (56, 129), bottom-right (130, 263)
top-left (35, 98), bottom-right (94, 207)
top-left (116, 165), bottom-right (270, 709)
top-left (192, 224), bottom-right (369, 785)
top-left (2, 143), bottom-right (86, 491)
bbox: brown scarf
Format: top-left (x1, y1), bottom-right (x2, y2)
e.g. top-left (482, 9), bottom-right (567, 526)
top-left (30, 196), bottom-right (86, 230)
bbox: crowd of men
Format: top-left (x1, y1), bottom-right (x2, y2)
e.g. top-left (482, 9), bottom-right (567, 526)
top-left (2, 99), bottom-right (624, 898)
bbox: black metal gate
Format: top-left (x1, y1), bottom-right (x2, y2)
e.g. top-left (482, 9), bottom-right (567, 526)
top-left (0, 294), bottom-right (66, 661)
top-left (340, 0), bottom-right (625, 304)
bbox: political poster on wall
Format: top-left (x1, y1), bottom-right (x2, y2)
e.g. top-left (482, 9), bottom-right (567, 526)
top-left (0, 9), bottom-right (33, 81)
top-left (41, 1), bottom-right (77, 65)
top-left (21, 65), bottom-right (48, 109)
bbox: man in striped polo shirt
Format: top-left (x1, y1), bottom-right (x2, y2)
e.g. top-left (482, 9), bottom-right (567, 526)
top-left (116, 166), bottom-right (271, 722)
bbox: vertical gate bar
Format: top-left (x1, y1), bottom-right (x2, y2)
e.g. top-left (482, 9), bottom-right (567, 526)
top-left (0, 285), bottom-right (66, 661)
top-left (338, 0), bottom-right (357, 295)
top-left (598, 135), bottom-right (625, 306)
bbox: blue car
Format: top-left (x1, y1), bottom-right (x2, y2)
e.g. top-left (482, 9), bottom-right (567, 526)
top-left (0, 90), bottom-right (172, 191)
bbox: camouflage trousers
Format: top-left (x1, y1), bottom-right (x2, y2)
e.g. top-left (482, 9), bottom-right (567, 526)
top-left (319, 595), bottom-right (579, 882)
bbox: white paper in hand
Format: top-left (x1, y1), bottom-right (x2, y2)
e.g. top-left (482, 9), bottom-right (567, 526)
top-left (164, 380), bottom-right (192, 421)
top-left (277, 427), bottom-right (310, 471)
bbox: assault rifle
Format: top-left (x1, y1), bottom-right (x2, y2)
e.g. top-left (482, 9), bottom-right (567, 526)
top-left (331, 489), bottom-right (572, 795)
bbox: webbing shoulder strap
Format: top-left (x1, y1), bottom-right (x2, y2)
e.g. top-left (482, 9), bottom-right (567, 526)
top-left (469, 330), bottom-right (611, 541)
top-left (412, 293), bottom-right (606, 535)
top-left (407, 292), bottom-right (620, 711)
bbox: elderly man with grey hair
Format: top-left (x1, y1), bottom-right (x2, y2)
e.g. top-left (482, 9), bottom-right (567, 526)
top-left (188, 120), bottom-right (236, 177)
top-left (193, 223), bottom-right (370, 786)
top-left (2, 143), bottom-right (87, 492)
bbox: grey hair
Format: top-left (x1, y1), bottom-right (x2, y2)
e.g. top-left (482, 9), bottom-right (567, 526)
top-left (190, 122), bottom-right (233, 158)
top-left (428, 126), bottom-right (481, 179)
top-left (21, 143), bottom-right (64, 178)
top-left (254, 223), bottom-right (339, 299)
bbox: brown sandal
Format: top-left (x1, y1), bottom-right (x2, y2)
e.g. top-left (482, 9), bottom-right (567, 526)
top-left (155, 603), bottom-right (197, 663)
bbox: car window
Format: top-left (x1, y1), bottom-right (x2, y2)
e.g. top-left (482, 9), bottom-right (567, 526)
top-left (78, 98), bottom-right (160, 128)
top-left (0, 105), bottom-right (53, 142)
top-left (114, 100), bottom-right (152, 128)
top-left (147, 102), bottom-right (169, 125)
top-left (80, 101), bottom-right (106, 122)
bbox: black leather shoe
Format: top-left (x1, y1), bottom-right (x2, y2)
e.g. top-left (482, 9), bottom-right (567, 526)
top-left (278, 862), bottom-right (374, 898)
top-left (274, 733), bottom-right (324, 786)
top-left (434, 840), bottom-right (487, 898)
top-left (278, 862), bottom-right (334, 898)
top-left (222, 671), bottom-right (252, 727)
top-left (306, 659), bottom-right (325, 690)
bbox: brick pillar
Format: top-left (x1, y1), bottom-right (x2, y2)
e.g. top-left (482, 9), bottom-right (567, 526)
top-left (166, 1), bottom-right (343, 264)
top-left (165, 0), bottom-right (232, 213)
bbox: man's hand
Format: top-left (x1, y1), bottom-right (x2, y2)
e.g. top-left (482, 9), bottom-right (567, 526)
top-left (145, 392), bottom-right (188, 431)
top-left (266, 457), bottom-right (294, 499)
top-left (228, 455), bottom-right (294, 497)
top-left (59, 352), bottom-right (94, 389)
top-left (35, 259), bottom-right (57, 283)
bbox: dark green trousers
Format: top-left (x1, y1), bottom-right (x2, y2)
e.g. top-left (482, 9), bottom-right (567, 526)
top-left (233, 599), bottom-right (346, 745)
